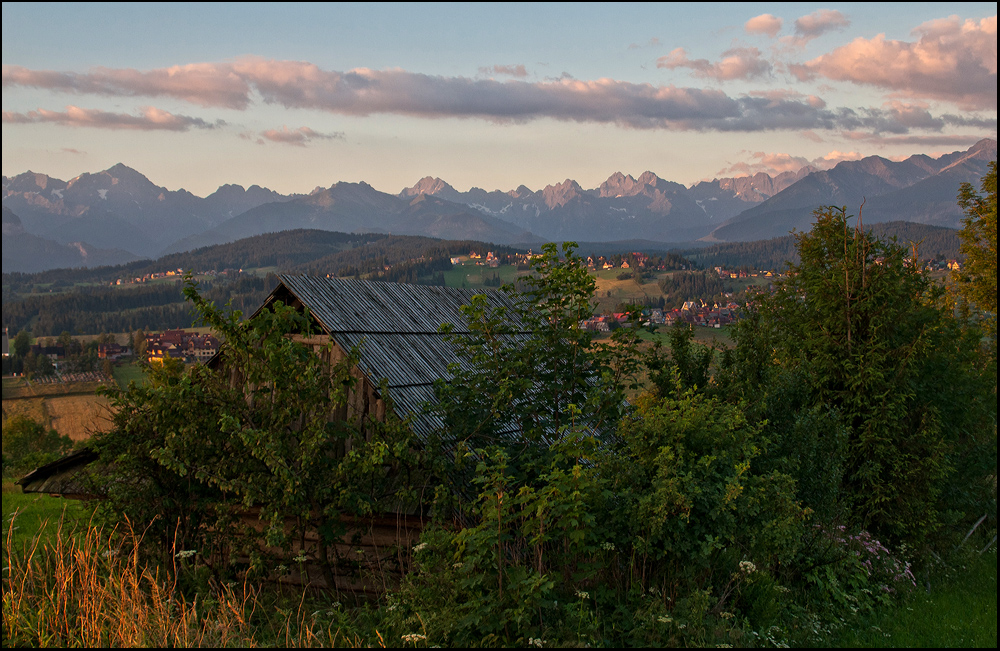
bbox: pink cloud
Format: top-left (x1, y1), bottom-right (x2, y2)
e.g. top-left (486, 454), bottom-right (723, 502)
top-left (745, 14), bottom-right (783, 38)
top-left (817, 150), bottom-right (863, 165)
top-left (780, 9), bottom-right (850, 49)
top-left (657, 47), bottom-right (772, 81)
top-left (789, 15), bottom-right (997, 110)
top-left (2, 57), bottom-right (985, 135)
top-left (258, 126), bottom-right (344, 147)
top-left (795, 9), bottom-right (850, 38)
top-left (716, 147), bottom-right (866, 178)
top-left (1, 105), bottom-right (219, 130)
top-left (717, 151), bottom-right (811, 177)
top-left (2, 63), bottom-right (252, 109)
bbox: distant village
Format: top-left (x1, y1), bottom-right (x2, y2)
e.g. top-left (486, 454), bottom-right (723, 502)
top-left (9, 329), bottom-right (220, 369)
top-left (107, 268), bottom-right (243, 287)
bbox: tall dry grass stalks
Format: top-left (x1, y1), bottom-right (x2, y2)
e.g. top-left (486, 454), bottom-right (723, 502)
top-left (2, 510), bottom-right (361, 647)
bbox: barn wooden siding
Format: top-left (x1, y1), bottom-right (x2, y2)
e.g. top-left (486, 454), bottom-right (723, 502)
top-left (229, 509), bottom-right (426, 596)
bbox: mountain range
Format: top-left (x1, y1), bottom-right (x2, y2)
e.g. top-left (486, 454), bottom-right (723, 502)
top-left (2, 138), bottom-right (994, 274)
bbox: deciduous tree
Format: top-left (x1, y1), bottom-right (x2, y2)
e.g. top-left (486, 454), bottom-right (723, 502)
top-left (955, 161), bottom-right (997, 343)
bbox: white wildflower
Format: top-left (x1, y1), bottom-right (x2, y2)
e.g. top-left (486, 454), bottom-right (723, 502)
top-left (528, 638), bottom-right (545, 648)
top-left (739, 560), bottom-right (757, 574)
top-left (575, 590), bottom-right (589, 599)
top-left (174, 549), bottom-right (196, 559)
top-left (401, 633), bottom-right (426, 643)
top-left (413, 542), bottom-right (428, 553)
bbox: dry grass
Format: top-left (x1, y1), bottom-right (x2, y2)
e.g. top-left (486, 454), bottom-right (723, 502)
top-left (2, 514), bottom-right (372, 648)
top-left (3, 394), bottom-right (110, 442)
top-left (45, 394), bottom-right (111, 442)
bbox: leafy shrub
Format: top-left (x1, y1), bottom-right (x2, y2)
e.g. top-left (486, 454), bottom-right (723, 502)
top-left (89, 277), bottom-right (431, 584)
top-left (2, 414), bottom-right (72, 479)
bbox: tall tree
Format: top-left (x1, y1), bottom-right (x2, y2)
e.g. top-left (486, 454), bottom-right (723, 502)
top-left (750, 206), bottom-right (995, 550)
top-left (955, 161), bottom-right (997, 343)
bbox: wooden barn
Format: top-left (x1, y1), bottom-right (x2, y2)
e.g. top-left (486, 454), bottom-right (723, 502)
top-left (248, 274), bottom-right (526, 443)
top-left (18, 275), bottom-right (530, 592)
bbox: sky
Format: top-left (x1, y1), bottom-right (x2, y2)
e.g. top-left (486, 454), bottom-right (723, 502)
top-left (2, 2), bottom-right (996, 197)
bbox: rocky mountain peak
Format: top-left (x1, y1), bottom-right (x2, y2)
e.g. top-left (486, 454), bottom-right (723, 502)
top-left (542, 179), bottom-right (584, 208)
top-left (401, 176), bottom-right (457, 198)
top-left (636, 170), bottom-right (662, 187)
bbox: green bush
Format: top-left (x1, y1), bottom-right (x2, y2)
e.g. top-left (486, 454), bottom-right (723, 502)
top-left (2, 414), bottom-right (72, 479)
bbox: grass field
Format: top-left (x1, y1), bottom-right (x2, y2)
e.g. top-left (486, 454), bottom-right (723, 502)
top-left (2, 482), bottom-right (95, 553)
top-left (112, 362), bottom-right (147, 389)
top-left (442, 262), bottom-right (524, 289)
top-left (2, 482), bottom-right (994, 648)
top-left (3, 376), bottom-right (112, 442)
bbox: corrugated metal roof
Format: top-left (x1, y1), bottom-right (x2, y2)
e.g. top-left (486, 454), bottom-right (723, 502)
top-left (274, 275), bottom-right (533, 439)
top-left (278, 275), bottom-right (526, 335)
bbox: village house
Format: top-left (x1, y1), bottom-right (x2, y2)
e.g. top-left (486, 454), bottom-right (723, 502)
top-left (145, 329), bottom-right (219, 364)
top-left (97, 342), bottom-right (131, 360)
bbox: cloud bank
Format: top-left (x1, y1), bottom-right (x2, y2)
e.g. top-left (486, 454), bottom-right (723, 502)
top-left (3, 36), bottom-right (994, 136)
top-left (1, 105), bottom-right (219, 130)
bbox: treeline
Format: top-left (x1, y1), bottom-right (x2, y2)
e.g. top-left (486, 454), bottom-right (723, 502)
top-left (291, 236), bottom-right (523, 278)
top-left (3, 275), bottom-right (276, 337)
top-left (678, 221), bottom-right (962, 272)
top-left (2, 231), bottom-right (518, 294)
top-left (156, 230), bottom-right (380, 274)
top-left (679, 236), bottom-right (800, 272)
top-left (2, 231), bottom-right (526, 336)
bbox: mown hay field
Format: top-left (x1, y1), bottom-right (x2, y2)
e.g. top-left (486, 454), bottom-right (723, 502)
top-left (45, 394), bottom-right (111, 442)
top-left (3, 378), bottom-right (111, 442)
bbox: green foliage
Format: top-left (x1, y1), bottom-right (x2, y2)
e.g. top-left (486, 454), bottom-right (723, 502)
top-left (620, 388), bottom-right (808, 582)
top-left (645, 323), bottom-right (714, 398)
top-left (90, 276), bottom-right (429, 583)
top-left (12, 329), bottom-right (30, 358)
top-left (405, 243), bottom-right (814, 645)
top-left (434, 242), bottom-right (639, 452)
top-left (738, 206), bottom-right (995, 551)
top-left (2, 415), bottom-right (73, 479)
top-left (955, 160), bottom-right (997, 342)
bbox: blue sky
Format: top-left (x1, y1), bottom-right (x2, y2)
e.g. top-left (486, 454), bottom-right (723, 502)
top-left (2, 3), bottom-right (996, 196)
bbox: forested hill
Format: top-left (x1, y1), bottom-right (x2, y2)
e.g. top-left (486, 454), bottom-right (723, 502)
top-left (2, 230), bottom-right (527, 337)
top-left (2, 230), bottom-right (525, 289)
top-left (679, 221), bottom-right (962, 272)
